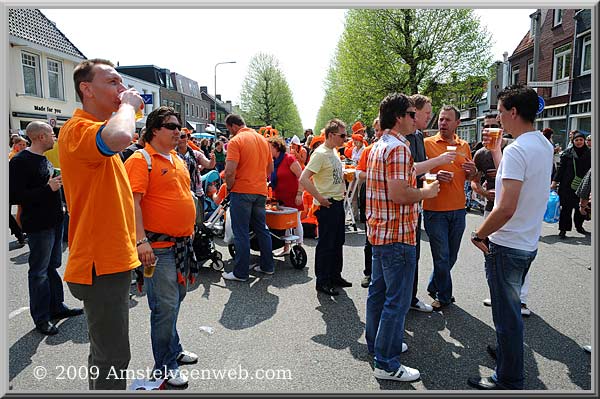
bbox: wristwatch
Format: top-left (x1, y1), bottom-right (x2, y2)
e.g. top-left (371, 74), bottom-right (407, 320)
top-left (471, 231), bottom-right (485, 242)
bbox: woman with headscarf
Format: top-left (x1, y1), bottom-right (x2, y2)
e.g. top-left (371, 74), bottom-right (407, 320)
top-left (551, 130), bottom-right (591, 238)
top-left (267, 136), bottom-right (304, 256)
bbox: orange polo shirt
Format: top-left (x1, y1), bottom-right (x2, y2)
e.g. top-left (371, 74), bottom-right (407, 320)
top-left (125, 144), bottom-right (196, 248)
top-left (422, 132), bottom-right (472, 212)
top-left (58, 108), bottom-right (139, 285)
top-left (226, 127), bottom-right (272, 196)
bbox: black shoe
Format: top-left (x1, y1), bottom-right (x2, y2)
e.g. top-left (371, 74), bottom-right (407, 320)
top-left (486, 344), bottom-right (497, 360)
top-left (576, 227), bottom-right (590, 235)
top-left (316, 285), bottom-right (339, 296)
top-left (331, 278), bottom-right (352, 288)
top-left (36, 321), bottom-right (59, 335)
top-left (51, 307), bottom-right (84, 321)
top-left (559, 230), bottom-right (566, 239)
top-left (467, 376), bottom-right (506, 390)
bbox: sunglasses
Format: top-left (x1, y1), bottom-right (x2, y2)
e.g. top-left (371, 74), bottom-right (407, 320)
top-left (179, 134), bottom-right (188, 139)
top-left (333, 133), bottom-right (347, 139)
top-left (161, 123), bottom-right (182, 131)
top-left (483, 124), bottom-right (500, 129)
top-left (404, 111), bottom-right (416, 119)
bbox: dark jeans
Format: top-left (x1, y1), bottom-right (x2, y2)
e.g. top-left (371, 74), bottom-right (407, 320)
top-left (68, 269), bottom-right (131, 390)
top-left (485, 242), bottom-right (537, 389)
top-left (558, 188), bottom-right (585, 232)
top-left (424, 209), bottom-right (466, 304)
top-left (366, 242), bottom-right (416, 371)
top-left (314, 200), bottom-right (345, 286)
top-left (27, 223), bottom-right (66, 324)
top-left (411, 212), bottom-right (422, 305)
top-left (230, 192), bottom-right (274, 279)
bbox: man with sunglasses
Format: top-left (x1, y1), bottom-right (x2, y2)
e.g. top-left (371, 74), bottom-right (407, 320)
top-left (58, 59), bottom-right (144, 390)
top-left (423, 105), bottom-right (477, 311)
top-left (300, 118), bottom-right (351, 296)
top-left (124, 106), bottom-right (198, 388)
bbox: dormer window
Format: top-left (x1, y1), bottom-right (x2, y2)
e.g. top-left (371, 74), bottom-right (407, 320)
top-left (553, 9), bottom-right (563, 27)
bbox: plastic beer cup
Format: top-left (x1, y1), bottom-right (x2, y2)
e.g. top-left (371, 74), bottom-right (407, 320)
top-left (144, 257), bottom-right (158, 278)
top-left (485, 128), bottom-right (502, 150)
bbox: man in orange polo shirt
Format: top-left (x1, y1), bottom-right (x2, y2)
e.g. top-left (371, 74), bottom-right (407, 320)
top-left (423, 105), bottom-right (477, 311)
top-left (58, 59), bottom-right (144, 390)
top-left (125, 106), bottom-right (198, 388)
top-left (223, 114), bottom-right (274, 281)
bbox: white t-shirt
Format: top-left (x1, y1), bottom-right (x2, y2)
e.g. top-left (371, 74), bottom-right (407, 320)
top-left (490, 131), bottom-right (554, 252)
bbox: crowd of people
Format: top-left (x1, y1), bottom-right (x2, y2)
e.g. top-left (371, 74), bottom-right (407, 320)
top-left (8, 57), bottom-right (592, 391)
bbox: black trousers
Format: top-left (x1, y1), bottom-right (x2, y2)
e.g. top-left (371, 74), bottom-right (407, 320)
top-left (314, 200), bottom-right (345, 286)
top-left (558, 188), bottom-right (585, 232)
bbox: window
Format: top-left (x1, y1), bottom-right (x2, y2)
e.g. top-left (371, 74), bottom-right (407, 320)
top-left (553, 44), bottom-right (571, 96)
top-left (186, 103), bottom-right (189, 116)
top-left (21, 51), bottom-right (41, 96)
top-left (175, 102), bottom-right (181, 113)
top-left (530, 15), bottom-right (537, 38)
top-left (553, 9), bottom-right (563, 26)
top-left (527, 59), bottom-right (534, 83)
top-left (511, 66), bottom-right (520, 85)
top-left (47, 59), bottom-right (64, 100)
top-left (581, 34), bottom-right (591, 75)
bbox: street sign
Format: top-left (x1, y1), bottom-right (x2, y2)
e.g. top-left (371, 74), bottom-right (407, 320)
top-left (140, 94), bottom-right (153, 104)
top-left (537, 95), bottom-right (545, 114)
top-left (528, 81), bottom-right (554, 88)
top-left (47, 117), bottom-right (56, 127)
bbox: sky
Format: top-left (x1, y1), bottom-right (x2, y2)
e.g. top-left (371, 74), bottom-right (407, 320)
top-left (40, 8), bottom-right (535, 130)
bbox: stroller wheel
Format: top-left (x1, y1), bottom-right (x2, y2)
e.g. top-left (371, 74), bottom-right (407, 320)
top-left (212, 251), bottom-right (223, 261)
top-left (290, 245), bottom-right (307, 269)
top-left (228, 244), bottom-right (236, 259)
top-left (211, 259), bottom-right (225, 271)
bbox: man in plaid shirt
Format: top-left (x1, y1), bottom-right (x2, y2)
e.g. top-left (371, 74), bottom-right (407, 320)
top-left (365, 93), bottom-right (440, 382)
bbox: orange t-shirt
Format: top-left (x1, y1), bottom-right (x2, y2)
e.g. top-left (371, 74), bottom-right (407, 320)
top-left (125, 144), bottom-right (196, 248)
top-left (356, 143), bottom-right (374, 172)
top-left (422, 132), bottom-right (472, 212)
top-left (58, 108), bottom-right (139, 285)
top-left (226, 127), bottom-right (272, 196)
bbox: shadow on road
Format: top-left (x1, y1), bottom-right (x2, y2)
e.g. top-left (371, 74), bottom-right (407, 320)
top-left (539, 233), bottom-right (591, 246)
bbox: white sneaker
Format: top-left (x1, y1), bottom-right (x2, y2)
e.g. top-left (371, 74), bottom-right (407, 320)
top-left (251, 264), bottom-right (274, 275)
top-left (483, 298), bottom-right (492, 307)
top-left (177, 350), bottom-right (198, 364)
top-left (410, 300), bottom-right (433, 313)
top-left (222, 271), bottom-right (248, 282)
top-left (273, 247), bottom-right (291, 257)
top-left (520, 303), bottom-right (531, 316)
top-left (402, 342), bottom-right (408, 353)
top-left (165, 369), bottom-right (188, 387)
top-left (374, 364), bottom-right (420, 382)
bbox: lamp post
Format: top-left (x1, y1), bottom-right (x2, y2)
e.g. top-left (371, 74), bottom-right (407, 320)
top-left (214, 61), bottom-right (236, 133)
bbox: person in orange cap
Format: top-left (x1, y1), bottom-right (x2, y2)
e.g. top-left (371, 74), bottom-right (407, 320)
top-left (344, 121), bottom-right (367, 159)
top-left (309, 134), bottom-right (325, 152)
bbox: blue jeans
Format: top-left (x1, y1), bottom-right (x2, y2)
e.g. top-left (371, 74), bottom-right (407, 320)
top-left (27, 223), bottom-right (67, 324)
top-left (314, 200), bottom-right (345, 286)
top-left (424, 209), bottom-right (466, 304)
top-left (366, 242), bottom-right (416, 371)
top-left (146, 247), bottom-right (188, 373)
top-left (230, 192), bottom-right (274, 279)
top-left (486, 242), bottom-right (536, 390)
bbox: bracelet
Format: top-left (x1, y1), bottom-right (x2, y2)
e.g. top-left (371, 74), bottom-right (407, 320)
top-left (136, 237), bottom-right (149, 247)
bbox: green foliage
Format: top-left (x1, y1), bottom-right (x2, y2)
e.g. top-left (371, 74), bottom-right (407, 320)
top-left (315, 9), bottom-right (494, 129)
top-left (240, 53), bottom-right (303, 137)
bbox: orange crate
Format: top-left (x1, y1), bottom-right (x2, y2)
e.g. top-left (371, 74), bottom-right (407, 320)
top-left (266, 206), bottom-right (298, 230)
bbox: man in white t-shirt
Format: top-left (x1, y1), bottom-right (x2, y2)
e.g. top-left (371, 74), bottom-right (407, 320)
top-left (467, 85), bottom-right (553, 391)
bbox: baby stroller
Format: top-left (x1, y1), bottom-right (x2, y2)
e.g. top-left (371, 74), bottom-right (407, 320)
top-left (201, 170), bottom-right (222, 221)
top-left (191, 181), bottom-right (224, 271)
top-left (221, 198), bottom-right (307, 270)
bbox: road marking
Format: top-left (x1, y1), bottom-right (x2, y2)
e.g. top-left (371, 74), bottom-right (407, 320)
top-left (9, 307), bottom-right (29, 319)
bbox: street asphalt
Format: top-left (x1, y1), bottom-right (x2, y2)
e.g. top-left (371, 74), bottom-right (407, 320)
top-left (7, 211), bottom-right (594, 392)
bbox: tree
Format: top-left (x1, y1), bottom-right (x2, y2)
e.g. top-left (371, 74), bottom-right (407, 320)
top-left (240, 53), bottom-right (303, 137)
top-left (315, 9), bottom-right (493, 130)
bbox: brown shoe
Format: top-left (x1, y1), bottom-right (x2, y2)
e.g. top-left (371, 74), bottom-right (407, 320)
top-left (431, 300), bottom-right (450, 311)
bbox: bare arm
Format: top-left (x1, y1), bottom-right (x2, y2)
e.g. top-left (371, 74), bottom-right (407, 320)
top-left (195, 150), bottom-right (216, 169)
top-left (133, 192), bottom-right (155, 267)
top-left (388, 179), bottom-right (439, 205)
top-left (224, 160), bottom-right (237, 192)
top-left (299, 168), bottom-right (331, 207)
top-left (414, 152), bottom-right (457, 175)
top-left (101, 89), bottom-right (144, 152)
